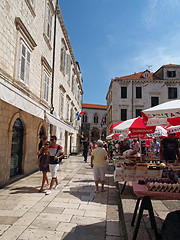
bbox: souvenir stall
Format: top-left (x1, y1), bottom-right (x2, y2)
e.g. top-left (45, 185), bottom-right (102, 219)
top-left (127, 100), bottom-right (180, 240)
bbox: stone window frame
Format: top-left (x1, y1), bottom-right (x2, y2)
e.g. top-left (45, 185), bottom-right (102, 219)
top-left (14, 17), bottom-right (37, 92)
top-left (41, 56), bottom-right (52, 104)
top-left (59, 85), bottom-right (66, 119)
top-left (94, 113), bottom-right (99, 124)
top-left (121, 86), bottom-right (127, 99)
top-left (168, 87), bottom-right (177, 99)
top-left (24, 0), bottom-right (36, 17)
top-left (136, 86), bottom-right (142, 99)
top-left (43, 0), bottom-right (55, 51)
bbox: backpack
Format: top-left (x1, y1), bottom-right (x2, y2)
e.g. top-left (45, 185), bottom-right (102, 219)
top-left (161, 210), bottom-right (180, 240)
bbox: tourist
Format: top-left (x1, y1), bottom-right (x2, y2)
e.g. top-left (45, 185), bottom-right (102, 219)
top-left (45, 136), bottom-right (64, 195)
top-left (91, 139), bottom-right (107, 193)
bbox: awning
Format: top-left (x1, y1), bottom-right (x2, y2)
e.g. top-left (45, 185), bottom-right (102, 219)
top-left (0, 82), bottom-right (44, 119)
top-left (46, 113), bottom-right (73, 133)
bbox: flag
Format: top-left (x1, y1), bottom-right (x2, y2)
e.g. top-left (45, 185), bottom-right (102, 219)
top-left (100, 117), bottom-right (105, 127)
top-left (76, 112), bottom-right (81, 121)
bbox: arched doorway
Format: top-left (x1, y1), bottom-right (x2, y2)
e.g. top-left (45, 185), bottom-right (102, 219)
top-left (91, 128), bottom-right (100, 142)
top-left (10, 118), bottom-right (23, 178)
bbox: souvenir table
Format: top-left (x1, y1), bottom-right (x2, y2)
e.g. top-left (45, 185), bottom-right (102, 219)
top-left (114, 167), bottom-right (163, 193)
top-left (131, 182), bottom-right (180, 240)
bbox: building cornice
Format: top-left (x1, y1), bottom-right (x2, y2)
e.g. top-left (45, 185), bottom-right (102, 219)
top-left (15, 17), bottom-right (37, 50)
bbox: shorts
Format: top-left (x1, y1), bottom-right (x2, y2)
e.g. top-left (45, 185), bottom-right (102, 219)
top-left (49, 164), bottom-right (59, 178)
top-left (93, 166), bottom-right (106, 181)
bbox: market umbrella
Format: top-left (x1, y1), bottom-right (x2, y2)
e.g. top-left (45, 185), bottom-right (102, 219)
top-left (146, 125), bottom-right (168, 139)
top-left (142, 99), bottom-right (180, 126)
top-left (106, 133), bottom-right (122, 140)
top-left (113, 117), bottom-right (156, 160)
top-left (109, 122), bottom-right (123, 133)
top-left (113, 117), bottom-right (155, 135)
top-left (166, 125), bottom-right (180, 137)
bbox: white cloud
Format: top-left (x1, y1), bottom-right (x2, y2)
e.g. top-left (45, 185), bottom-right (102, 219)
top-left (143, 0), bottom-right (180, 28)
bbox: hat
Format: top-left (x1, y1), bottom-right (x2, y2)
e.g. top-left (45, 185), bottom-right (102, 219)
top-left (97, 139), bottom-right (103, 147)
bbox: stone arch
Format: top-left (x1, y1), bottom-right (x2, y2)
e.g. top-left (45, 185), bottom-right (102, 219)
top-left (91, 127), bottom-right (100, 142)
top-left (8, 111), bottom-right (26, 178)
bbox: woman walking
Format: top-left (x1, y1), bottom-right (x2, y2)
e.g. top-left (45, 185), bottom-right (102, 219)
top-left (37, 141), bottom-right (50, 192)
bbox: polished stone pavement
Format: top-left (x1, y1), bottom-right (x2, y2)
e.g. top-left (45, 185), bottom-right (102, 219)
top-left (0, 155), bottom-right (125, 240)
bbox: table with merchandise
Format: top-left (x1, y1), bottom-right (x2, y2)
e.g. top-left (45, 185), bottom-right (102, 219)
top-left (131, 181), bottom-right (180, 240)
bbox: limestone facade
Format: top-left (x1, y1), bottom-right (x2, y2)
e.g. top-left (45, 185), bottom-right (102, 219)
top-left (81, 104), bottom-right (107, 142)
top-left (106, 65), bottom-right (180, 133)
top-left (0, 0), bottom-right (83, 186)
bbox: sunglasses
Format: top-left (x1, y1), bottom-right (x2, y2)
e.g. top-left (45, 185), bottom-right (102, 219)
top-left (45, 143), bottom-right (50, 146)
top-left (50, 139), bottom-right (55, 141)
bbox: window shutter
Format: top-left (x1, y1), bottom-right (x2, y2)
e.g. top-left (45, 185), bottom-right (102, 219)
top-left (60, 48), bottom-right (63, 71)
top-left (20, 43), bottom-right (26, 82)
top-left (25, 49), bottom-right (30, 86)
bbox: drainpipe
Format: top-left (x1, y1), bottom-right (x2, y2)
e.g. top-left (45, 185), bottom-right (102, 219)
top-left (50, 0), bottom-right (58, 114)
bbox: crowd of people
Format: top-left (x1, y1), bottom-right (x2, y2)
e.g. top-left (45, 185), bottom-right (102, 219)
top-left (81, 134), bottom-right (180, 193)
top-left (36, 133), bottom-right (180, 195)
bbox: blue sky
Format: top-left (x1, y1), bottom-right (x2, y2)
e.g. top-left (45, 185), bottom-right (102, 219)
top-left (59, 0), bottom-right (180, 105)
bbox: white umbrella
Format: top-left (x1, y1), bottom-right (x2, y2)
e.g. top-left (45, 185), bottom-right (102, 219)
top-left (142, 99), bottom-right (180, 126)
top-left (166, 125), bottom-right (180, 134)
top-left (146, 126), bottom-right (168, 138)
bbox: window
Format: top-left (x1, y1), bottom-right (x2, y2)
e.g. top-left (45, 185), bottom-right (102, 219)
top-left (82, 114), bottom-right (88, 123)
top-left (94, 114), bottom-right (98, 123)
top-left (46, 4), bottom-right (52, 41)
top-left (121, 87), bottom-right (127, 98)
top-left (136, 109), bottom-right (142, 117)
top-left (168, 87), bottom-right (177, 99)
top-left (60, 93), bottom-right (64, 116)
top-left (19, 39), bottom-right (31, 85)
top-left (121, 109), bottom-right (127, 121)
top-left (60, 46), bottom-right (71, 80)
top-left (151, 97), bottom-right (159, 107)
top-left (43, 71), bottom-right (49, 101)
top-left (136, 87), bottom-right (142, 98)
top-left (66, 102), bottom-right (69, 120)
top-left (167, 71), bottom-right (176, 78)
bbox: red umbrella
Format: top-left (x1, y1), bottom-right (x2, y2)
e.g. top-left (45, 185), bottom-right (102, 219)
top-left (113, 117), bottom-right (155, 135)
top-left (109, 122), bottom-right (123, 133)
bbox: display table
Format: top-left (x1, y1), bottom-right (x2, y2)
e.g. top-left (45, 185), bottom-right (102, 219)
top-left (114, 167), bottom-right (163, 182)
top-left (114, 167), bottom-right (163, 193)
top-left (131, 182), bottom-right (180, 240)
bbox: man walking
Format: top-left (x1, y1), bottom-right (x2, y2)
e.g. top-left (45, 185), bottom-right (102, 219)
top-left (91, 139), bottom-right (107, 193)
top-left (82, 137), bottom-right (89, 162)
top-left (46, 135), bottom-right (64, 195)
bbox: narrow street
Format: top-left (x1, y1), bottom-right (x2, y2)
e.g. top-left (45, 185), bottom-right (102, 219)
top-left (0, 155), bottom-right (125, 240)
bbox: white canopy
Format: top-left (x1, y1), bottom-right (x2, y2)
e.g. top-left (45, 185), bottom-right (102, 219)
top-left (46, 113), bottom-right (73, 133)
top-left (0, 82), bottom-right (44, 119)
top-left (142, 99), bottom-right (180, 126)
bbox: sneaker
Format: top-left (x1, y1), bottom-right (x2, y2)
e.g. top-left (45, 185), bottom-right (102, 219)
top-left (45, 190), bottom-right (51, 195)
top-left (54, 184), bottom-right (59, 190)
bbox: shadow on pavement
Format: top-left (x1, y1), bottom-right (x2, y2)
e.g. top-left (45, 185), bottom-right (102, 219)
top-left (62, 220), bottom-right (114, 240)
top-left (10, 186), bottom-right (40, 194)
top-left (122, 211), bottom-right (163, 240)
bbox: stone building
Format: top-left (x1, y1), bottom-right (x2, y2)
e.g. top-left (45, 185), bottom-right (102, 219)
top-left (81, 103), bottom-right (107, 142)
top-left (0, 0), bottom-right (83, 186)
top-left (106, 64), bottom-right (180, 133)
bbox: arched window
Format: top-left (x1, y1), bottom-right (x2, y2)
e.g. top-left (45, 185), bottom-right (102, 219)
top-left (94, 113), bottom-right (98, 123)
top-left (83, 113), bottom-right (88, 123)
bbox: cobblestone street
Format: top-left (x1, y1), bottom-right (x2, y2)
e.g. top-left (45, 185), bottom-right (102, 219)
top-left (0, 155), bottom-right (125, 240)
